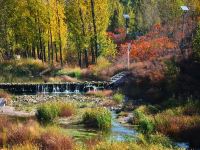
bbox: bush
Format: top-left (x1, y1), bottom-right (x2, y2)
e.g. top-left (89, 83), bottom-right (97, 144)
top-left (164, 60), bottom-right (180, 95)
top-left (89, 57), bottom-right (111, 76)
top-left (0, 90), bottom-right (11, 104)
top-left (5, 120), bottom-right (41, 147)
top-left (193, 23), bottom-right (200, 61)
top-left (86, 90), bottom-right (113, 97)
top-left (36, 102), bottom-right (76, 123)
top-left (0, 59), bottom-right (46, 83)
top-left (40, 132), bottom-right (73, 150)
top-left (36, 102), bottom-right (60, 124)
top-left (0, 59), bottom-right (45, 77)
top-left (11, 143), bottom-right (39, 150)
top-left (56, 67), bottom-right (82, 79)
top-left (113, 93), bottom-right (125, 104)
top-left (92, 140), bottom-right (176, 150)
top-left (133, 108), bottom-right (155, 134)
top-left (93, 142), bottom-right (142, 150)
top-left (0, 116), bottom-right (74, 150)
top-left (59, 102), bottom-right (76, 117)
top-left (148, 133), bottom-right (174, 148)
top-left (82, 108), bottom-right (112, 130)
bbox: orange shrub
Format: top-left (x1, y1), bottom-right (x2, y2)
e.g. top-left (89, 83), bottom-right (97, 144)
top-left (119, 24), bottom-right (177, 61)
top-left (59, 103), bottom-right (76, 118)
top-left (0, 90), bottom-right (11, 104)
top-left (39, 132), bottom-right (73, 150)
top-left (155, 114), bottom-right (200, 137)
top-left (86, 90), bottom-right (113, 97)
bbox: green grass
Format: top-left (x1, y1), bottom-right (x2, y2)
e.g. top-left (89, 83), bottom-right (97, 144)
top-left (36, 101), bottom-right (76, 124)
top-left (113, 93), bottom-right (125, 104)
top-left (0, 59), bottom-right (46, 83)
top-left (133, 107), bottom-right (155, 134)
top-left (131, 98), bottom-right (200, 148)
top-left (36, 102), bottom-right (60, 124)
top-left (56, 67), bottom-right (82, 79)
top-left (82, 107), bottom-right (112, 130)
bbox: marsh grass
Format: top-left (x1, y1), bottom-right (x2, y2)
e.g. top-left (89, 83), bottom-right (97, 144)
top-left (0, 90), bottom-right (11, 104)
top-left (0, 59), bottom-right (46, 83)
top-left (82, 108), bottom-right (112, 130)
top-left (59, 102), bottom-right (76, 117)
top-left (36, 101), bottom-right (76, 124)
top-left (113, 93), bottom-right (125, 104)
top-left (132, 99), bottom-right (200, 147)
top-left (86, 90), bottom-right (113, 97)
top-left (56, 67), bottom-right (82, 79)
top-left (0, 117), bottom-right (74, 150)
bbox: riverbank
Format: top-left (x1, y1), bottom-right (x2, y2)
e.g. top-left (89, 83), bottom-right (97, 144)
top-left (0, 92), bottom-right (192, 149)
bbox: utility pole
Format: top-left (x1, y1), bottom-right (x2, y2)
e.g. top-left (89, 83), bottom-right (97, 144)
top-left (180, 6), bottom-right (189, 58)
top-left (123, 14), bottom-right (131, 70)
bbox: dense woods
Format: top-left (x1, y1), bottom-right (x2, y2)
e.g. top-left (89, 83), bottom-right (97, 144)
top-left (1, 1), bottom-right (200, 149)
top-left (0, 0), bottom-right (199, 68)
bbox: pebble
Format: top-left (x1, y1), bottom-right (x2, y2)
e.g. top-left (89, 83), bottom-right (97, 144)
top-left (12, 94), bottom-right (105, 106)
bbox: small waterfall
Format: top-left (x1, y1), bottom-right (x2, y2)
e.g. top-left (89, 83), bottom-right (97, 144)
top-left (43, 85), bottom-right (48, 93)
top-left (64, 83), bottom-right (70, 94)
top-left (0, 82), bottom-right (108, 94)
top-left (74, 83), bottom-right (80, 94)
top-left (93, 86), bottom-right (97, 92)
top-left (53, 85), bottom-right (57, 93)
top-left (22, 87), bottom-right (25, 92)
top-left (56, 85), bottom-right (60, 93)
top-left (37, 84), bottom-right (40, 93)
top-left (83, 83), bottom-right (98, 93)
top-left (41, 85), bottom-right (44, 93)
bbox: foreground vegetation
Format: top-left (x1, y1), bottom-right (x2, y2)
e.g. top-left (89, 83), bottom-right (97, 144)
top-left (0, 91), bottom-right (187, 149)
top-left (132, 98), bottom-right (200, 148)
top-left (0, 115), bottom-right (183, 150)
top-left (0, 0), bottom-right (200, 149)
top-left (0, 59), bottom-right (46, 83)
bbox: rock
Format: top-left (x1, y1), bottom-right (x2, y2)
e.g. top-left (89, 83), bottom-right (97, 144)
top-left (0, 98), bottom-right (6, 107)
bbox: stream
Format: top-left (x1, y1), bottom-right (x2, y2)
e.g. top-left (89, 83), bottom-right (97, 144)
top-left (2, 91), bottom-right (191, 149)
top-left (61, 110), bottom-right (189, 149)
top-left (60, 111), bottom-right (136, 142)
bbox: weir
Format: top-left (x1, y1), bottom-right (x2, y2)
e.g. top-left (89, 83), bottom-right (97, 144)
top-left (0, 82), bottom-right (110, 94)
top-left (0, 72), bottom-right (129, 94)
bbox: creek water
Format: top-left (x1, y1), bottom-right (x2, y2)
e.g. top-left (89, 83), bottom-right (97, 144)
top-left (9, 92), bottom-right (190, 149)
top-left (61, 111), bottom-right (137, 142)
top-left (61, 111), bottom-right (189, 149)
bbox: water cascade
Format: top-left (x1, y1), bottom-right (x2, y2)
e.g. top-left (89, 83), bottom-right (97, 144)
top-left (0, 82), bottom-right (110, 94)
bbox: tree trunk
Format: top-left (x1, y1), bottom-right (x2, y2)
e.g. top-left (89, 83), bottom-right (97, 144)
top-left (55, 0), bottom-right (63, 67)
top-left (75, 37), bottom-right (82, 67)
top-left (84, 49), bottom-right (88, 68)
top-left (32, 44), bottom-right (36, 59)
top-left (48, 36), bottom-right (51, 64)
top-left (55, 43), bottom-right (58, 62)
top-left (91, 39), bottom-right (95, 64)
top-left (79, 8), bottom-right (88, 68)
top-left (43, 44), bottom-right (46, 62)
top-left (90, 0), bottom-right (98, 62)
top-left (78, 51), bottom-right (82, 68)
top-left (47, 0), bottom-right (54, 65)
top-left (37, 46), bottom-right (40, 59)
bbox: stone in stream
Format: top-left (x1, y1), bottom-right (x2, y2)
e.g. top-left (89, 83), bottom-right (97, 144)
top-left (0, 98), bottom-right (6, 107)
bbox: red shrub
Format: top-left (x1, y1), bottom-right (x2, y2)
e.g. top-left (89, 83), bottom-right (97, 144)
top-left (39, 132), bottom-right (73, 150)
top-left (0, 90), bottom-right (11, 104)
top-left (7, 126), bottom-right (32, 145)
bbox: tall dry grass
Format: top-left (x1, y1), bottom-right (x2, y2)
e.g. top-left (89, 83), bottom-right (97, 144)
top-left (0, 117), bottom-right (74, 150)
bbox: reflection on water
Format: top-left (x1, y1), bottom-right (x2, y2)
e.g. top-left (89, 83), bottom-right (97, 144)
top-left (61, 112), bottom-right (190, 149)
top-left (62, 112), bottom-right (137, 142)
top-left (110, 112), bottom-right (136, 141)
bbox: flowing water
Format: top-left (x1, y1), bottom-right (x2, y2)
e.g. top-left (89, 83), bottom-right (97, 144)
top-left (61, 111), bottom-right (137, 142)
top-left (61, 111), bottom-right (189, 149)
